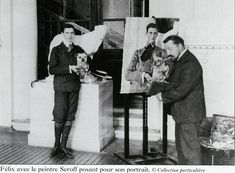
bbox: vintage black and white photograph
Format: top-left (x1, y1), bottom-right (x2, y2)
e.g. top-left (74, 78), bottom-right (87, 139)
top-left (0, 0), bottom-right (234, 168)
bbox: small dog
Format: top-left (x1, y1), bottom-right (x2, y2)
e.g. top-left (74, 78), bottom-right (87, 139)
top-left (76, 53), bottom-right (97, 83)
top-left (76, 53), bottom-right (89, 78)
top-left (151, 52), bottom-right (169, 82)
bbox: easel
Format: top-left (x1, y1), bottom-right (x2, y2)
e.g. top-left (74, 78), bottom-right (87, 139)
top-left (114, 93), bottom-right (177, 165)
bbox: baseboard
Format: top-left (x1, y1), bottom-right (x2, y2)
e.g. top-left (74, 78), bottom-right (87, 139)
top-left (12, 119), bottom-right (30, 131)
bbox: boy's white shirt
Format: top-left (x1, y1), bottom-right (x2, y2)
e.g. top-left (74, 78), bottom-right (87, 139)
top-left (62, 38), bottom-right (71, 48)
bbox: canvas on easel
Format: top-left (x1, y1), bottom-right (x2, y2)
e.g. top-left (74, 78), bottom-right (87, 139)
top-left (120, 17), bottom-right (179, 94)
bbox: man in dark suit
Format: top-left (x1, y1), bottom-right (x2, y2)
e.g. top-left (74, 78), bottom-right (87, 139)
top-left (49, 23), bottom-right (87, 159)
top-left (156, 35), bottom-right (206, 164)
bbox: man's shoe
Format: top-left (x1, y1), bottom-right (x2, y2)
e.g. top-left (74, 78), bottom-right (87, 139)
top-left (50, 146), bottom-right (60, 157)
top-left (60, 147), bottom-right (75, 159)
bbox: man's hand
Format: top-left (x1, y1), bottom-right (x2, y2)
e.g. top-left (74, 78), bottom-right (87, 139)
top-left (144, 73), bottom-right (152, 83)
top-left (145, 40), bottom-right (155, 49)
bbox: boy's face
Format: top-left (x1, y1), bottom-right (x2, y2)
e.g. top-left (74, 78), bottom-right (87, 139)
top-left (146, 27), bottom-right (158, 45)
top-left (63, 27), bottom-right (75, 43)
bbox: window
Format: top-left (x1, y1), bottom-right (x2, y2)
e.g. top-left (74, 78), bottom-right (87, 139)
top-left (100, 0), bottom-right (147, 49)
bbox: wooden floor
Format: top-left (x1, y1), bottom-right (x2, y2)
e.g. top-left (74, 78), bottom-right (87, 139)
top-left (0, 144), bottom-right (126, 165)
top-left (0, 127), bottom-right (123, 165)
top-left (0, 127), bottom-right (177, 165)
top-left (1, 127), bottom-right (234, 165)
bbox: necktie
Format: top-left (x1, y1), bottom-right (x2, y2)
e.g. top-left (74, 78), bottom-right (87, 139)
top-left (67, 44), bottom-right (73, 52)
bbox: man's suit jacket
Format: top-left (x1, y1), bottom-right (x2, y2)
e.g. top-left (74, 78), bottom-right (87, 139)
top-left (162, 50), bottom-right (206, 124)
top-left (49, 42), bottom-right (85, 92)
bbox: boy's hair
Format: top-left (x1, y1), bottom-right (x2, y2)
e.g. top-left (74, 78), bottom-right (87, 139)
top-left (63, 23), bottom-right (75, 32)
top-left (146, 23), bottom-right (158, 33)
top-left (163, 35), bottom-right (185, 47)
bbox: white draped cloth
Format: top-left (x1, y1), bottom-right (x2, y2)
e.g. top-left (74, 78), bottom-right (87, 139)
top-left (48, 24), bottom-right (107, 61)
top-left (47, 24), bottom-right (107, 78)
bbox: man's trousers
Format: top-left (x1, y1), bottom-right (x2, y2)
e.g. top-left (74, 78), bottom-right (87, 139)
top-left (175, 122), bottom-right (202, 165)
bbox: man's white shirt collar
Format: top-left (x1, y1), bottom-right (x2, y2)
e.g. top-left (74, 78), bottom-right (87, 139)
top-left (177, 49), bottom-right (187, 61)
top-left (63, 39), bottom-right (72, 48)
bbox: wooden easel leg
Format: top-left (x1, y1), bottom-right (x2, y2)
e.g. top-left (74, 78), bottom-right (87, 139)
top-left (143, 94), bottom-right (148, 156)
top-left (162, 104), bottom-right (168, 154)
top-left (124, 94), bottom-right (130, 158)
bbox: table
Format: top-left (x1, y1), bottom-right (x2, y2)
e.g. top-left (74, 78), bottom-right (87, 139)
top-left (200, 137), bottom-right (234, 165)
